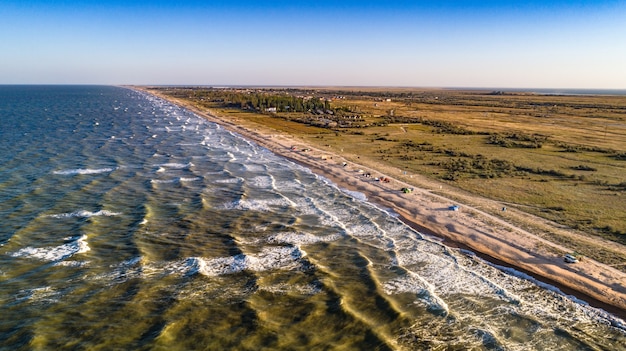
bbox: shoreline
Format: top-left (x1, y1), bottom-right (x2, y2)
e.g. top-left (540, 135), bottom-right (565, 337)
top-left (285, 151), bottom-right (626, 320)
top-left (134, 86), bottom-right (626, 321)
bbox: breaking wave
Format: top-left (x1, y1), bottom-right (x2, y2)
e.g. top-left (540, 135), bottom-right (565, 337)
top-left (53, 167), bottom-right (116, 175)
top-left (45, 210), bottom-right (121, 218)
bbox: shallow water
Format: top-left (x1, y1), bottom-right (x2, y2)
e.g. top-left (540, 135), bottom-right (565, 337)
top-left (1, 86), bottom-right (624, 350)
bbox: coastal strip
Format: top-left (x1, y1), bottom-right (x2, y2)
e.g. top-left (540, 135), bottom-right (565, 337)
top-left (132, 86), bottom-right (626, 320)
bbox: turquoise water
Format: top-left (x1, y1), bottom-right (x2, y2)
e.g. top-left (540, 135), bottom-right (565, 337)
top-left (1, 86), bottom-right (624, 350)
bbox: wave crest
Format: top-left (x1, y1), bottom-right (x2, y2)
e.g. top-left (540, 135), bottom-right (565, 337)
top-left (53, 167), bottom-right (115, 175)
top-left (46, 210), bottom-right (121, 219)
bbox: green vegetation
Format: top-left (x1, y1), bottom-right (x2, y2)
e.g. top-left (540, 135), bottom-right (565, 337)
top-left (152, 86), bottom-right (626, 265)
top-left (186, 88), bottom-right (330, 113)
top-left (487, 133), bottom-right (547, 148)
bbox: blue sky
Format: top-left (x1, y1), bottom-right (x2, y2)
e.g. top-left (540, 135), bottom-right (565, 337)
top-left (2, 1), bottom-right (625, 88)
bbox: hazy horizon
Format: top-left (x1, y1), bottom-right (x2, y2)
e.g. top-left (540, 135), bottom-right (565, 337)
top-left (2, 1), bottom-right (625, 89)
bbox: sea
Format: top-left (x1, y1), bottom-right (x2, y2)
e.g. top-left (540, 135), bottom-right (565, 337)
top-left (0, 85), bottom-right (624, 350)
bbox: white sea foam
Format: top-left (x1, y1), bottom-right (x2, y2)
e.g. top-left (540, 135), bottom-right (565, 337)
top-left (409, 251), bottom-right (519, 303)
top-left (151, 179), bottom-right (177, 184)
top-left (54, 260), bottom-right (89, 268)
top-left (346, 223), bottom-right (382, 238)
top-left (267, 232), bottom-right (341, 245)
top-left (180, 177), bottom-right (201, 182)
top-left (224, 197), bottom-right (294, 212)
top-left (53, 167), bottom-right (115, 175)
top-left (383, 273), bottom-right (449, 314)
top-left (157, 162), bottom-right (194, 169)
top-left (252, 246), bottom-right (306, 271)
top-left (14, 286), bottom-right (60, 304)
top-left (92, 256), bottom-right (144, 284)
top-left (491, 263), bottom-right (626, 330)
top-left (347, 223), bottom-right (398, 252)
top-left (244, 164), bottom-right (267, 173)
top-left (272, 179), bottom-right (302, 193)
top-left (10, 235), bottom-right (90, 262)
top-left (46, 210), bottom-right (121, 219)
top-left (248, 175), bottom-right (274, 188)
top-left (341, 189), bottom-right (368, 201)
top-left (259, 282), bottom-right (322, 296)
top-left (183, 246), bottom-right (305, 277)
top-left (214, 177), bottom-right (243, 184)
top-left (291, 197), bottom-right (327, 218)
top-left (186, 255), bottom-right (247, 276)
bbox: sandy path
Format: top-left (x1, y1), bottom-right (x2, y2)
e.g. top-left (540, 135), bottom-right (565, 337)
top-left (136, 87), bottom-right (626, 319)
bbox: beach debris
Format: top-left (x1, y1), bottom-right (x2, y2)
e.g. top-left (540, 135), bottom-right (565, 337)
top-left (378, 177), bottom-right (390, 183)
top-left (342, 162), bottom-right (348, 167)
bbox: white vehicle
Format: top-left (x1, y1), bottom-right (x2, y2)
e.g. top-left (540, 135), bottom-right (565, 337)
top-left (564, 254), bottom-right (579, 263)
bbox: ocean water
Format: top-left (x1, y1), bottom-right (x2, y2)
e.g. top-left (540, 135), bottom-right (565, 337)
top-left (0, 85), bottom-right (624, 350)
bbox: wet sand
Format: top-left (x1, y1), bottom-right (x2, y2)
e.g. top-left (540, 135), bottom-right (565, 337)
top-left (136, 87), bottom-right (626, 320)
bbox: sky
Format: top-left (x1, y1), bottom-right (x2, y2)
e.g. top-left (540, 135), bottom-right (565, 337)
top-left (1, 1), bottom-right (625, 88)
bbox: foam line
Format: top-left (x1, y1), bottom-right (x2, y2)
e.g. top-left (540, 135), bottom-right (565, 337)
top-left (491, 262), bottom-right (626, 331)
top-left (10, 235), bottom-right (90, 262)
top-left (53, 167), bottom-right (116, 175)
top-left (46, 210), bottom-right (121, 218)
top-left (156, 162), bottom-right (194, 169)
top-left (266, 231), bottom-right (341, 245)
top-left (383, 272), bottom-right (449, 315)
top-left (184, 246), bottom-right (305, 277)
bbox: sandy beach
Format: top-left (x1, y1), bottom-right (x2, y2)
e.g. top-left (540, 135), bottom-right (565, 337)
top-left (137, 87), bottom-right (626, 320)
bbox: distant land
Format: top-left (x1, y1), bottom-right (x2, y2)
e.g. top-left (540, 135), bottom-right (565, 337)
top-left (134, 85), bottom-right (626, 96)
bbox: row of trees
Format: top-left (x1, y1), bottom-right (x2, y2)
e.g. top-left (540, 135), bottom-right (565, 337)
top-left (191, 90), bottom-right (329, 113)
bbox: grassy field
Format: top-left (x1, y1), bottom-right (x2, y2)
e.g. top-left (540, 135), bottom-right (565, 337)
top-left (152, 87), bottom-right (626, 265)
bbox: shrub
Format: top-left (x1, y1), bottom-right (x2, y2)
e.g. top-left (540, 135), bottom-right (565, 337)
top-left (487, 133), bottom-right (545, 148)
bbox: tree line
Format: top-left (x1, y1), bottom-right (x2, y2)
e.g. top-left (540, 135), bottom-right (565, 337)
top-left (189, 89), bottom-right (330, 113)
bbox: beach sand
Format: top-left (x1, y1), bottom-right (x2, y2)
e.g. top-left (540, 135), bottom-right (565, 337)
top-left (137, 87), bottom-right (626, 319)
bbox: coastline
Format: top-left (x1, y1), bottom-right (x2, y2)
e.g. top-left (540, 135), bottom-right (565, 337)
top-left (134, 86), bottom-right (626, 320)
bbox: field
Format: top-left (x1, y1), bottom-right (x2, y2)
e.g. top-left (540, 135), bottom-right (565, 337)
top-left (150, 87), bottom-right (626, 268)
